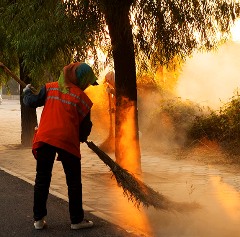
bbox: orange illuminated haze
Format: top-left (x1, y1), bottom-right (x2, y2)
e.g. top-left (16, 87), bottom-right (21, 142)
top-left (177, 18), bottom-right (240, 109)
top-left (83, 16), bottom-right (240, 236)
top-left (116, 97), bottom-right (141, 173)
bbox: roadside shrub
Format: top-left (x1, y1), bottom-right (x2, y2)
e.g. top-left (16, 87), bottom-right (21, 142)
top-left (187, 91), bottom-right (240, 155)
top-left (139, 95), bottom-right (202, 150)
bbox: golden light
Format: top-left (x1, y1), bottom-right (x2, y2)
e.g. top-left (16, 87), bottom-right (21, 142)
top-left (210, 176), bottom-right (240, 221)
top-left (117, 98), bottom-right (141, 174)
top-left (231, 18), bottom-right (240, 42)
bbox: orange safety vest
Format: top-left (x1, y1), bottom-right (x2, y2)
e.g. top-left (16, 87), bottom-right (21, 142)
top-left (32, 82), bottom-right (93, 158)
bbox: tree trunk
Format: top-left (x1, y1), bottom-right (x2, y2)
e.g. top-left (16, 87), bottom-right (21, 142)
top-left (19, 60), bottom-right (38, 147)
top-left (103, 1), bottom-right (141, 174)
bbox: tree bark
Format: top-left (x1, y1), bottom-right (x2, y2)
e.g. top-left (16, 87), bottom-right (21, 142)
top-left (103, 1), bottom-right (141, 173)
top-left (19, 59), bottom-right (38, 147)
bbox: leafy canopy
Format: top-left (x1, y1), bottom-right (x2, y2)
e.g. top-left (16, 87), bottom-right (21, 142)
top-left (0, 0), bottom-right (239, 84)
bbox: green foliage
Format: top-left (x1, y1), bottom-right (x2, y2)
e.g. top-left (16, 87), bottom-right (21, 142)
top-left (159, 98), bottom-right (201, 127)
top-left (187, 91), bottom-right (240, 154)
top-left (132, 0), bottom-right (240, 72)
top-left (0, 24), bottom-right (19, 83)
top-left (156, 98), bottom-right (202, 138)
top-left (0, 0), bottom-right (107, 87)
top-left (188, 110), bottom-right (223, 141)
top-left (1, 0), bottom-right (239, 85)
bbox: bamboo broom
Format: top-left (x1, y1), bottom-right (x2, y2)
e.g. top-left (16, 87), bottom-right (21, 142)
top-left (85, 141), bottom-right (200, 211)
top-left (0, 62), bottom-right (199, 211)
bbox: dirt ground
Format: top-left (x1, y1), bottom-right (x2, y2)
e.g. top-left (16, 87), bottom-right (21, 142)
top-left (1, 99), bottom-right (240, 237)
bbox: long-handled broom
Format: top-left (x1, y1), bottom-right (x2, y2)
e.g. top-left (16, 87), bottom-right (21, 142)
top-left (86, 140), bottom-right (174, 210)
top-left (85, 141), bottom-right (200, 211)
top-left (0, 62), bottom-right (199, 211)
top-left (0, 62), bottom-right (37, 94)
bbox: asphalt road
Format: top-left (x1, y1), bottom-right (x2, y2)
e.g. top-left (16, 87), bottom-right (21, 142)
top-left (0, 168), bottom-right (140, 237)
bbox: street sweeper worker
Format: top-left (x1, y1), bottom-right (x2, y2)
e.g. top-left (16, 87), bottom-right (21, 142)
top-left (104, 71), bottom-right (116, 113)
top-left (99, 71), bottom-right (116, 153)
top-left (104, 71), bottom-right (115, 96)
top-left (103, 71), bottom-right (116, 96)
top-left (23, 62), bottom-right (98, 230)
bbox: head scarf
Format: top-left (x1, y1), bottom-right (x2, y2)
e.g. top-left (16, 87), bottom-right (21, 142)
top-left (58, 62), bottom-right (98, 93)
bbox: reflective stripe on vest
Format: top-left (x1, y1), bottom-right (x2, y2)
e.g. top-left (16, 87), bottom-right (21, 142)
top-left (46, 83), bottom-right (92, 119)
top-left (32, 82), bottom-right (93, 158)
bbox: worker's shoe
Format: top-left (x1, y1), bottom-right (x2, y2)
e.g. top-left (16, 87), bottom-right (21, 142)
top-left (34, 218), bottom-right (47, 230)
top-left (71, 219), bottom-right (93, 230)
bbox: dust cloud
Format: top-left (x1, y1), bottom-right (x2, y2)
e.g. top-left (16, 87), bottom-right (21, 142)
top-left (137, 88), bottom-right (196, 152)
top-left (177, 41), bottom-right (240, 110)
top-left (85, 81), bottom-right (111, 143)
top-left (86, 41), bottom-right (240, 154)
top-left (2, 81), bottom-right (240, 237)
top-left (143, 173), bottom-right (240, 237)
top-left (136, 42), bottom-right (240, 237)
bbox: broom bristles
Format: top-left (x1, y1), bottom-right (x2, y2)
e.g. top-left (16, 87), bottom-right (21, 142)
top-left (86, 141), bottom-right (199, 211)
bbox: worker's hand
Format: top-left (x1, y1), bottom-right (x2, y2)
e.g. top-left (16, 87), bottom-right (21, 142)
top-left (23, 84), bottom-right (32, 93)
top-left (0, 62), bottom-right (5, 68)
top-left (80, 134), bottom-right (89, 143)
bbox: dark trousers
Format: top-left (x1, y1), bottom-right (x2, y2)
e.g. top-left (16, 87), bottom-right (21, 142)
top-left (33, 143), bottom-right (84, 224)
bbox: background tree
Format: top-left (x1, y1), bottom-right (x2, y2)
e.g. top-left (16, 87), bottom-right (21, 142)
top-left (1, 0), bottom-right (239, 173)
top-left (0, 4), bottom-right (38, 146)
top-left (66, 0), bottom-right (239, 173)
top-left (0, 0), bottom-right (105, 146)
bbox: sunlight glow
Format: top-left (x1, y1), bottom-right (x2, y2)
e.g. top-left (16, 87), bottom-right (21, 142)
top-left (231, 18), bottom-right (240, 42)
top-left (113, 184), bottom-right (152, 236)
top-left (210, 176), bottom-right (240, 221)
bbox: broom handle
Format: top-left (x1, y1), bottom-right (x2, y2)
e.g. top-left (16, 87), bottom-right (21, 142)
top-left (108, 92), bottom-right (114, 137)
top-left (0, 62), bottom-right (38, 94)
top-left (85, 140), bottom-right (119, 167)
top-left (85, 141), bottom-right (116, 179)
